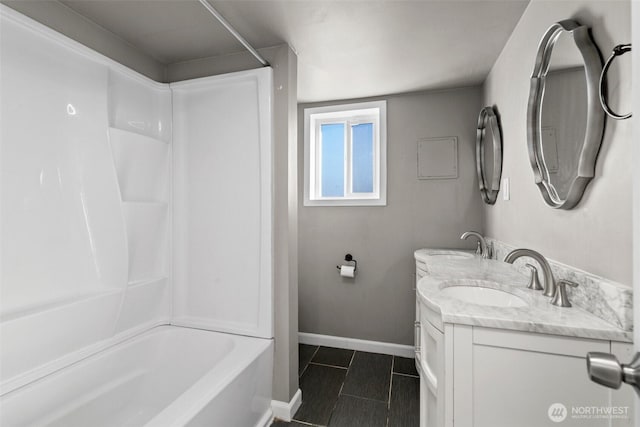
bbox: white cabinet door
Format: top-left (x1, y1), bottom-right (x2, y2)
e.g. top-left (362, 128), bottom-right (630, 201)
top-left (458, 327), bottom-right (612, 427)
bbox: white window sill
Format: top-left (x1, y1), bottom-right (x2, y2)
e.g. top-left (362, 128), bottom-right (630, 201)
top-left (303, 198), bottom-right (387, 207)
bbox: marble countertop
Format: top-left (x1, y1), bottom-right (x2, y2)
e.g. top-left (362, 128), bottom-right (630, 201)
top-left (415, 249), bottom-right (632, 342)
top-left (414, 248), bottom-right (477, 264)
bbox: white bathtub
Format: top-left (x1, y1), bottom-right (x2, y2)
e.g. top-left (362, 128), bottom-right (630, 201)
top-left (0, 326), bottom-right (273, 427)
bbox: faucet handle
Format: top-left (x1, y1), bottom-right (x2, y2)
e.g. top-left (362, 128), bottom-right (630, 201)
top-left (525, 263), bottom-right (543, 291)
top-left (550, 280), bottom-right (578, 307)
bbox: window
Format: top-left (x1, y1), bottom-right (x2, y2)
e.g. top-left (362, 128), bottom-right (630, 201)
top-left (304, 100), bottom-right (387, 206)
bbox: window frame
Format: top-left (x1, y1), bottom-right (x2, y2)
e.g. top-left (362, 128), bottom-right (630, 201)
top-left (304, 100), bottom-right (387, 207)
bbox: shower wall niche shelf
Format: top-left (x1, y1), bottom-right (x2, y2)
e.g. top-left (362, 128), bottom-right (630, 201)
top-left (107, 70), bottom-right (172, 346)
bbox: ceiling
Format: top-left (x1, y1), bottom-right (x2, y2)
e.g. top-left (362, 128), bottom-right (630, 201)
top-left (58, 0), bottom-right (530, 102)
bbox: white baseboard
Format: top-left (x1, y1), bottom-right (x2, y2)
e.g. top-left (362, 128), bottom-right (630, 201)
top-left (271, 388), bottom-right (302, 422)
top-left (299, 332), bottom-right (414, 358)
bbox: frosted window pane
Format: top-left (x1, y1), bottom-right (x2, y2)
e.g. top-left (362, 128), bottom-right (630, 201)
top-left (321, 123), bottom-right (344, 197)
top-left (352, 123), bottom-right (374, 193)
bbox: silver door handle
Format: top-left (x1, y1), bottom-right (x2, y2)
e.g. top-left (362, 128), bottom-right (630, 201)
top-left (586, 352), bottom-right (640, 391)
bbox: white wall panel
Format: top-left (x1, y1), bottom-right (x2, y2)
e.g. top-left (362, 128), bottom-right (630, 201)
top-left (171, 69), bottom-right (273, 339)
top-left (114, 279), bottom-right (170, 334)
top-left (0, 290), bottom-right (122, 387)
top-left (108, 70), bottom-right (172, 142)
top-left (109, 128), bottom-right (170, 203)
top-left (0, 10), bottom-right (127, 318)
top-left (0, 6), bottom-right (171, 389)
top-left (122, 203), bottom-right (168, 283)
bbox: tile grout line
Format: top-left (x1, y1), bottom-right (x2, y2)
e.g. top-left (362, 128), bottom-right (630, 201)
top-left (308, 361), bottom-right (349, 370)
top-left (392, 371), bottom-right (420, 379)
top-left (347, 349), bottom-right (356, 369)
top-left (323, 349), bottom-right (355, 427)
top-left (388, 356), bottom-right (395, 408)
top-left (340, 392), bottom-right (391, 404)
top-left (299, 345), bottom-right (321, 378)
top-left (292, 346), bottom-right (321, 426)
top-left (337, 349), bottom-right (355, 397)
top-left (289, 420), bottom-right (315, 426)
top-left (387, 356), bottom-right (395, 427)
top-left (335, 350), bottom-right (356, 398)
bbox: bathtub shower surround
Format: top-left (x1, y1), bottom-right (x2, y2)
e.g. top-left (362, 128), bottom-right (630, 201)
top-left (488, 238), bottom-right (633, 332)
top-left (0, 5), bottom-right (274, 426)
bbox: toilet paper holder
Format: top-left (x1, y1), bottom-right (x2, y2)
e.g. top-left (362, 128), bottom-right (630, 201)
top-left (336, 254), bottom-right (357, 272)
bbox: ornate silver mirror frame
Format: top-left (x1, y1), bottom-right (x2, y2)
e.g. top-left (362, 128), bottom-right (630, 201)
top-left (527, 20), bottom-right (604, 209)
top-left (476, 106), bottom-right (502, 204)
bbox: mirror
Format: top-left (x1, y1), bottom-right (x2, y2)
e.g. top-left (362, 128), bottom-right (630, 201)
top-left (527, 20), bottom-right (604, 209)
top-left (476, 106), bottom-right (502, 204)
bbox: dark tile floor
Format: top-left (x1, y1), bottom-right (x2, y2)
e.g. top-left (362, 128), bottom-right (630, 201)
top-left (273, 344), bottom-right (420, 427)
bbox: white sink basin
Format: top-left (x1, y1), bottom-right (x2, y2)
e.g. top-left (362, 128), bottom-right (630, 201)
top-left (425, 250), bottom-right (475, 259)
top-left (440, 285), bottom-right (527, 308)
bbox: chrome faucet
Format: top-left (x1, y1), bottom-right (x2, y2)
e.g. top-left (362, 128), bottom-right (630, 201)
top-left (460, 231), bottom-right (490, 259)
top-left (504, 249), bottom-right (556, 298)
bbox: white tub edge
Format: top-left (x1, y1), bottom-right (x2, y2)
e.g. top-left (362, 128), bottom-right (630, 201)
top-left (145, 334), bottom-right (273, 427)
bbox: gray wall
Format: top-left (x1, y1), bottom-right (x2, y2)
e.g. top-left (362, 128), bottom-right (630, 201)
top-left (298, 87), bottom-right (484, 346)
top-left (482, 0), bottom-right (632, 285)
top-left (2, 0), bottom-right (165, 81)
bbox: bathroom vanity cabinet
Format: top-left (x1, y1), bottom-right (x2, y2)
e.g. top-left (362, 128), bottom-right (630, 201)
top-left (414, 252), bottom-right (634, 427)
top-left (416, 304), bottom-right (633, 427)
